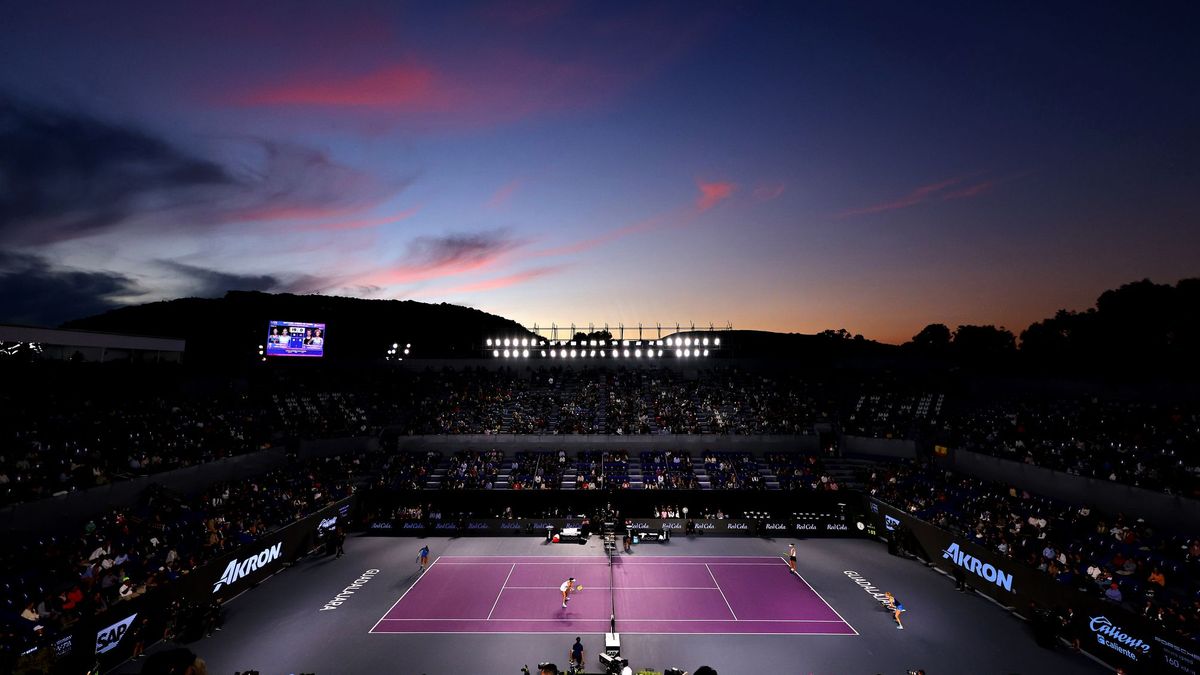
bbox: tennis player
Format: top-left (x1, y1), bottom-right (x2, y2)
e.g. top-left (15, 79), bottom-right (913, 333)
top-left (560, 577), bottom-right (576, 608)
top-left (787, 544), bottom-right (798, 575)
top-left (417, 545), bottom-right (430, 571)
top-left (884, 591), bottom-right (906, 629)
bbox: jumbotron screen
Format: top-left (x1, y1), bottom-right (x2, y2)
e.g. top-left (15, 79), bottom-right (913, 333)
top-left (265, 320), bottom-right (325, 358)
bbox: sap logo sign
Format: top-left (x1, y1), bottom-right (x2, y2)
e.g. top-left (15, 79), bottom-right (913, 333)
top-left (1090, 616), bottom-right (1150, 662)
top-left (213, 543), bottom-right (283, 593)
top-left (883, 515), bottom-right (900, 531)
top-left (95, 613), bottom-right (137, 654)
top-left (942, 543), bottom-right (1014, 592)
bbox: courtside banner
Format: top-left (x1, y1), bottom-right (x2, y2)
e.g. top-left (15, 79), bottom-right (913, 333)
top-left (362, 517), bottom-right (861, 537)
top-left (56, 495), bottom-right (356, 672)
top-left (173, 496), bottom-right (356, 604)
top-left (867, 497), bottom-right (1195, 674)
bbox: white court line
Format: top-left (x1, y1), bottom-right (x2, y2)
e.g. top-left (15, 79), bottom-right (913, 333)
top-left (368, 555), bottom-right (442, 634)
top-left (371, 630), bottom-right (857, 636)
top-left (435, 555), bottom-right (784, 558)
top-left (778, 556), bottom-right (860, 636)
top-left (436, 557), bottom-right (782, 562)
top-left (376, 617), bottom-right (847, 623)
top-left (370, 555), bottom-right (860, 637)
top-left (504, 586), bottom-right (717, 590)
top-left (704, 564), bottom-right (739, 621)
top-left (486, 563), bottom-right (516, 621)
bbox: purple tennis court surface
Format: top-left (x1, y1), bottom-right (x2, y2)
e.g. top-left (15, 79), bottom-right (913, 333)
top-left (370, 556), bottom-right (857, 635)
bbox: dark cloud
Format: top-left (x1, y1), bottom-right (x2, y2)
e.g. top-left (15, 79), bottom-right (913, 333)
top-left (0, 251), bottom-right (141, 326)
top-left (158, 260), bottom-right (325, 297)
top-left (0, 96), bottom-right (234, 244)
top-left (0, 94), bottom-right (405, 245)
top-left (406, 230), bottom-right (525, 269)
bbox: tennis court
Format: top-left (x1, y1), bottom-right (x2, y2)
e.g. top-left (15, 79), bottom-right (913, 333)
top-left (370, 555), bottom-right (857, 635)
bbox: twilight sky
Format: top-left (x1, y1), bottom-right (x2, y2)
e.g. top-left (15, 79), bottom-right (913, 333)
top-left (1, 1), bottom-right (1197, 343)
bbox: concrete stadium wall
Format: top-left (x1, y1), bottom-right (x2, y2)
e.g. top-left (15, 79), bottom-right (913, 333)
top-left (841, 435), bottom-right (916, 459)
top-left (953, 449), bottom-right (1200, 526)
top-left (0, 437), bottom-right (376, 532)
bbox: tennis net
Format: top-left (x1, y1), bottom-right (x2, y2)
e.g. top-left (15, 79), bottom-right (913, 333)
top-left (608, 544), bottom-right (617, 634)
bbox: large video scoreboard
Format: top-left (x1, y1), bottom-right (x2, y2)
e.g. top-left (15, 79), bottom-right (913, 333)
top-left (265, 320), bottom-right (325, 358)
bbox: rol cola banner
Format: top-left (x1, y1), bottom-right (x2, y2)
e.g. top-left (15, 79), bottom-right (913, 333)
top-left (867, 497), bottom-right (1194, 674)
top-left (364, 515), bottom-right (858, 537)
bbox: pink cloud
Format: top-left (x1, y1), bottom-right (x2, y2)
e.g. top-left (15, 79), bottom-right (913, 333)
top-left (940, 180), bottom-right (996, 201)
top-left (486, 179), bottom-right (523, 209)
top-left (533, 176), bottom-right (735, 258)
top-left (837, 176), bottom-right (967, 217)
top-left (217, 6), bottom-right (725, 133)
top-left (232, 64), bottom-right (451, 110)
top-left (696, 180), bottom-right (735, 212)
top-left (296, 205), bottom-right (422, 232)
top-left (439, 266), bottom-right (564, 294)
top-left (355, 230), bottom-right (526, 287)
top-left (753, 182), bottom-right (786, 201)
top-left (533, 212), bottom-right (671, 257)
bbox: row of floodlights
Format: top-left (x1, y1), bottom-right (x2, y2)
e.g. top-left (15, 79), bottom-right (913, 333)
top-left (486, 336), bottom-right (720, 348)
top-left (493, 348), bottom-right (711, 358)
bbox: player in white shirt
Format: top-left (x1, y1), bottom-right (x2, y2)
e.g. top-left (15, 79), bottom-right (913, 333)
top-left (560, 577), bottom-right (576, 608)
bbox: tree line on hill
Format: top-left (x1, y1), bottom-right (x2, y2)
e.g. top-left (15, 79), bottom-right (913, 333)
top-left (895, 278), bottom-right (1200, 375)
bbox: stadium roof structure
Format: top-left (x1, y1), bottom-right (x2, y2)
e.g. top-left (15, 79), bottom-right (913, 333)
top-left (0, 323), bottom-right (186, 362)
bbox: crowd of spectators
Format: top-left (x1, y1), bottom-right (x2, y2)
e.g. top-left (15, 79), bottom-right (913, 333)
top-left (702, 452), bottom-right (765, 490)
top-left (441, 450), bottom-right (504, 490)
top-left (865, 461), bottom-right (1200, 641)
top-left (945, 397), bottom-right (1200, 498)
top-left (843, 383), bottom-right (945, 439)
top-left (3, 361), bottom-right (1200, 502)
top-left (509, 451), bottom-right (565, 490)
top-left (641, 450), bottom-right (698, 490)
top-left (764, 453), bottom-right (838, 491)
top-left (370, 451), bottom-right (441, 491)
top-left (1, 454), bottom-right (357, 653)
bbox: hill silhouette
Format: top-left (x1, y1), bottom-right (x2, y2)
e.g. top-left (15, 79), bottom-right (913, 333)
top-left (62, 291), bottom-right (535, 362)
